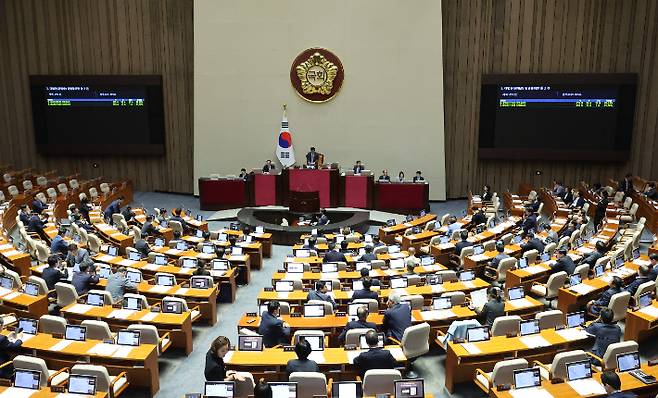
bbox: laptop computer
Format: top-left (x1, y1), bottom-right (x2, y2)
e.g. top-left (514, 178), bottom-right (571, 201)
top-left (359, 333), bottom-right (384, 349)
top-left (176, 242), bottom-right (188, 251)
top-left (519, 319), bottom-right (540, 336)
top-left (569, 273), bottom-right (582, 286)
top-left (331, 381), bottom-right (363, 398)
top-left (212, 259), bottom-right (229, 271)
top-left (191, 276), bottom-right (211, 289)
top-left (22, 281), bottom-right (40, 297)
top-left (303, 304), bottom-right (325, 318)
top-left (322, 263), bottom-right (338, 273)
top-left (394, 379), bottom-right (424, 398)
top-left (13, 369), bottom-right (41, 390)
top-left (154, 238), bottom-right (165, 247)
top-left (352, 280), bottom-right (364, 291)
top-left (117, 330), bottom-right (140, 346)
top-left (390, 277), bottom-right (408, 289)
top-left (0, 275), bottom-right (13, 290)
top-left (517, 258), bottom-right (528, 269)
top-left (513, 368), bottom-right (541, 389)
top-left (98, 266), bottom-right (112, 279)
top-left (295, 249), bottom-right (310, 258)
top-left (65, 324), bottom-right (87, 341)
top-left (238, 335), bottom-right (263, 351)
top-left (459, 271), bottom-right (475, 282)
top-left (638, 291), bottom-right (653, 309)
top-left (566, 311), bottom-right (585, 328)
top-left (287, 263), bottom-right (304, 273)
top-left (473, 245), bottom-right (484, 255)
top-left (155, 255), bottom-right (168, 266)
top-left (156, 274), bottom-right (175, 287)
top-left (268, 382), bottom-right (298, 398)
top-left (182, 258), bottom-right (197, 269)
top-left (67, 374), bottom-right (97, 395)
top-left (128, 251), bottom-right (141, 261)
top-left (126, 269), bottom-right (142, 284)
top-left (86, 292), bottom-right (105, 306)
top-left (204, 381), bottom-right (235, 398)
top-left (107, 246), bottom-right (119, 256)
top-left (566, 359), bottom-right (592, 381)
top-left (17, 318), bottom-right (38, 335)
top-left (432, 296), bottom-right (452, 310)
top-left (540, 253), bottom-right (551, 262)
top-left (420, 256), bottom-right (434, 266)
top-left (617, 351), bottom-right (641, 372)
top-left (507, 286), bottom-right (525, 301)
top-left (466, 326), bottom-right (489, 342)
top-left (275, 281), bottom-right (295, 292)
top-left (299, 335), bottom-right (324, 351)
top-left (594, 264), bottom-right (605, 277)
top-left (196, 229), bottom-right (204, 238)
top-left (162, 300), bottom-right (184, 314)
top-left (202, 244), bottom-right (215, 254)
top-left (348, 303), bottom-right (368, 320)
top-left (123, 296), bottom-right (143, 311)
top-left (389, 259), bottom-right (404, 269)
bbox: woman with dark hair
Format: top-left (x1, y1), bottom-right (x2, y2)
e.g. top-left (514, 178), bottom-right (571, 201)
top-left (476, 286), bottom-right (505, 326)
top-left (254, 378), bottom-right (272, 398)
top-left (204, 336), bottom-right (243, 382)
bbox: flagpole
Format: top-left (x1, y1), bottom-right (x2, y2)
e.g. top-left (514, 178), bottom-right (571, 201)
top-left (283, 103), bottom-right (287, 118)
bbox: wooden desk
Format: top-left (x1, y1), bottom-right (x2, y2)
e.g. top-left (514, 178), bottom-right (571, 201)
top-left (60, 302), bottom-right (193, 354)
top-left (0, 287), bottom-right (48, 319)
top-left (625, 298), bottom-right (658, 343)
top-left (153, 246), bottom-right (251, 286)
top-left (429, 218), bottom-right (520, 260)
top-left (462, 244), bottom-right (523, 273)
top-left (378, 214), bottom-right (437, 244)
top-left (401, 230), bottom-right (441, 252)
top-left (0, 386), bottom-right (107, 397)
top-left (374, 182), bottom-right (429, 213)
top-left (198, 177), bottom-right (249, 211)
top-left (271, 264), bottom-right (447, 286)
top-left (0, 240), bottom-right (31, 277)
top-left (444, 328), bottom-right (592, 392)
top-left (89, 211), bottom-right (133, 254)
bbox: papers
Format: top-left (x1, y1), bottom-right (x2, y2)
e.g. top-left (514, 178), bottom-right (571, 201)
top-left (0, 387), bottom-right (37, 398)
top-left (118, 259), bottom-right (136, 267)
top-left (308, 351), bottom-right (325, 364)
top-left (556, 328), bottom-right (588, 341)
top-left (97, 254), bottom-right (115, 262)
top-left (519, 335), bottom-right (550, 348)
top-left (2, 250), bottom-right (21, 257)
top-left (567, 379), bottom-right (607, 396)
top-left (509, 387), bottom-right (554, 398)
top-left (389, 347), bottom-right (405, 361)
top-left (470, 288), bottom-right (488, 310)
top-left (507, 298), bottom-right (533, 308)
top-left (97, 224), bottom-right (113, 231)
top-left (461, 343), bottom-right (482, 354)
top-left (165, 249), bottom-right (182, 255)
top-left (2, 291), bottom-right (21, 300)
top-left (383, 269), bottom-right (399, 276)
top-left (633, 259), bottom-right (650, 266)
top-left (569, 284), bottom-right (595, 295)
top-left (576, 247), bottom-right (594, 254)
top-left (20, 334), bottom-right (35, 343)
top-left (462, 281), bottom-right (476, 289)
top-left (284, 273), bottom-right (303, 280)
top-left (143, 264), bottom-right (160, 271)
top-left (88, 342), bottom-right (118, 356)
top-left (0, 287), bottom-right (12, 297)
top-left (177, 288), bottom-right (190, 295)
top-left (0, 244), bottom-right (14, 250)
top-left (140, 312), bottom-right (158, 322)
top-left (470, 254), bottom-right (490, 262)
top-left (223, 351), bottom-right (234, 363)
top-left (388, 252), bottom-right (405, 259)
top-left (110, 232), bottom-right (124, 238)
top-left (112, 346), bottom-right (133, 358)
top-left (639, 305), bottom-right (658, 318)
top-left (523, 265), bottom-right (547, 274)
top-left (50, 340), bottom-right (73, 351)
top-left (149, 285), bottom-right (171, 294)
top-left (108, 309), bottom-right (135, 319)
top-left (67, 304), bottom-right (92, 314)
top-left (420, 309), bottom-right (456, 321)
top-left (430, 284), bottom-right (445, 293)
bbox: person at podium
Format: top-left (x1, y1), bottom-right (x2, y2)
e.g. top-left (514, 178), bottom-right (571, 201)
top-left (316, 209), bottom-right (330, 226)
top-left (239, 168), bottom-right (249, 181)
top-left (306, 147), bottom-right (319, 167)
top-left (262, 160), bottom-right (275, 173)
top-left (378, 169), bottom-right (390, 182)
top-left (353, 160), bottom-right (365, 174)
top-left (413, 170), bottom-right (425, 183)
top-left (397, 171), bottom-right (405, 182)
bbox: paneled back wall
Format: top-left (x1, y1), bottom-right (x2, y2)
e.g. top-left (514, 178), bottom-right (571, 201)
top-left (0, 0), bottom-right (194, 193)
top-left (442, 0), bottom-right (658, 198)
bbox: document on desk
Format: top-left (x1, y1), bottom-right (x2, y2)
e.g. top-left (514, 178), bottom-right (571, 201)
top-left (97, 254), bottom-right (116, 262)
top-left (431, 284), bottom-right (445, 293)
top-left (97, 224), bottom-right (113, 232)
top-left (524, 266), bottom-right (546, 274)
top-left (470, 288), bottom-right (488, 310)
top-left (2, 291), bottom-right (21, 301)
top-left (509, 387), bottom-right (554, 398)
top-left (308, 351), bottom-right (325, 364)
top-left (633, 259), bottom-right (650, 266)
top-left (20, 333), bottom-right (35, 343)
top-left (284, 273), bottom-right (303, 280)
top-left (461, 343), bottom-right (482, 354)
top-left (0, 244), bottom-right (13, 250)
top-left (118, 259), bottom-right (136, 267)
top-left (176, 288), bottom-right (189, 295)
top-left (143, 263), bottom-right (160, 271)
top-left (462, 281), bottom-right (476, 289)
top-left (388, 252), bottom-right (406, 259)
top-left (470, 254), bottom-right (490, 262)
top-left (384, 269), bottom-right (399, 276)
top-left (49, 340), bottom-right (73, 351)
top-left (519, 335), bottom-right (550, 348)
top-left (112, 346), bottom-right (133, 358)
top-left (149, 285), bottom-right (171, 294)
top-left (507, 298), bottom-right (533, 308)
top-left (67, 304), bottom-right (92, 314)
top-left (639, 305), bottom-right (658, 318)
top-left (110, 232), bottom-right (124, 238)
top-left (576, 247), bottom-right (594, 254)
top-left (140, 312), bottom-right (158, 322)
top-left (88, 342), bottom-right (118, 356)
top-left (422, 264), bottom-right (442, 272)
top-left (556, 328), bottom-right (589, 341)
top-left (389, 347), bottom-right (405, 361)
top-left (166, 249), bottom-right (182, 255)
top-left (420, 309), bottom-right (455, 321)
top-left (0, 387), bottom-right (37, 398)
top-left (0, 287), bottom-right (12, 297)
top-left (567, 379), bottom-right (607, 395)
top-left (2, 249), bottom-right (21, 257)
top-left (109, 309), bottom-right (135, 319)
top-left (569, 284), bottom-right (595, 295)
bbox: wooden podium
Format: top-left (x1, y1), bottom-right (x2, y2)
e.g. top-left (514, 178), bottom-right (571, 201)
top-left (289, 191), bottom-right (320, 213)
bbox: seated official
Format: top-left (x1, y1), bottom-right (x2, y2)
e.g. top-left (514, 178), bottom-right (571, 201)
top-left (71, 263), bottom-right (100, 295)
top-left (353, 277), bottom-right (379, 300)
top-left (360, 245), bottom-right (377, 262)
top-left (445, 216), bottom-right (460, 235)
top-left (601, 370), bottom-right (637, 398)
top-left (378, 169), bottom-right (391, 182)
top-left (455, 230), bottom-right (473, 256)
top-left (156, 208), bottom-right (169, 225)
top-left (488, 241), bottom-right (509, 269)
top-left (50, 228), bottom-right (69, 258)
top-left (141, 215), bottom-right (158, 236)
top-left (324, 242), bottom-right (346, 263)
top-left (306, 147), bottom-right (319, 167)
top-left (103, 197), bottom-right (124, 223)
top-left (254, 380), bottom-right (272, 398)
top-left (570, 190), bottom-right (585, 208)
top-left (353, 160), bottom-right (365, 174)
top-left (353, 330), bottom-right (397, 378)
top-left (618, 173), bottom-right (634, 196)
top-left (339, 240), bottom-right (351, 253)
top-left (307, 281), bottom-right (337, 309)
top-left (581, 241), bottom-right (606, 266)
top-left (563, 188), bottom-right (574, 205)
top-left (170, 208), bottom-right (188, 233)
top-left (649, 254), bottom-right (658, 280)
top-left (0, 316), bottom-right (23, 379)
top-left (285, 339), bottom-right (319, 380)
top-left (481, 185), bottom-right (493, 201)
top-left (587, 276), bottom-right (623, 315)
top-left (239, 168), bottom-right (249, 181)
top-left (18, 204), bottom-right (30, 225)
top-left (540, 223), bottom-right (558, 244)
top-left (316, 209), bottom-right (330, 226)
top-left (31, 194), bottom-right (47, 214)
top-left (372, 235), bottom-right (384, 247)
top-left (258, 301), bottom-right (291, 348)
top-left (559, 220), bottom-right (578, 239)
top-left (360, 268), bottom-right (380, 287)
top-left (551, 247), bottom-right (576, 275)
top-left (66, 243), bottom-right (92, 272)
top-left (625, 265), bottom-right (651, 295)
top-left (27, 212), bottom-right (48, 241)
top-left (134, 232), bottom-right (151, 258)
top-left (475, 286), bottom-right (505, 327)
top-left (471, 207), bottom-right (486, 226)
top-left (404, 247), bottom-right (420, 267)
top-left (521, 208), bottom-right (537, 233)
top-left (205, 336), bottom-right (244, 382)
top-left (397, 171), bottom-right (405, 182)
top-left (552, 180), bottom-right (566, 197)
top-left (193, 262), bottom-right (211, 276)
top-left (107, 266), bottom-right (135, 302)
top-left (42, 255), bottom-right (68, 292)
top-left (585, 308), bottom-right (621, 362)
top-left (262, 159), bottom-right (276, 173)
top-left (383, 293), bottom-right (411, 342)
top-left (339, 306), bottom-right (377, 343)
top-left (121, 205), bottom-right (136, 225)
top-left (412, 170), bottom-right (425, 183)
top-left (520, 232), bottom-right (545, 254)
top-left (644, 182), bottom-right (658, 201)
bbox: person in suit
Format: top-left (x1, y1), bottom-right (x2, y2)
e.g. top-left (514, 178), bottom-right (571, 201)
top-left (103, 197), bottom-right (123, 223)
top-left (338, 305), bottom-right (377, 343)
top-left (540, 223), bottom-right (559, 244)
top-left (262, 160), bottom-right (275, 173)
top-left (205, 336), bottom-right (245, 382)
top-left (475, 286), bottom-right (505, 326)
top-left (285, 338), bottom-right (319, 379)
top-left (301, 236), bottom-right (316, 250)
top-left (481, 185), bottom-right (493, 201)
top-left (648, 254), bottom-right (658, 280)
top-left (66, 243), bottom-right (92, 273)
top-left (625, 265), bottom-right (651, 295)
top-left (593, 191), bottom-right (609, 230)
top-left (585, 308), bottom-right (622, 361)
top-left (353, 160), bottom-right (365, 174)
top-left (307, 281), bottom-right (337, 309)
top-left (360, 245), bottom-right (377, 262)
top-left (18, 204), bottom-right (29, 225)
top-left (27, 212), bottom-right (49, 241)
top-left (353, 330), bottom-right (397, 377)
top-left (239, 168), bottom-right (249, 181)
top-left (618, 173), bottom-right (634, 196)
top-left (50, 228), bottom-right (69, 258)
top-left (601, 370), bottom-right (636, 398)
top-left (0, 315), bottom-right (23, 378)
top-left (106, 266), bottom-right (135, 302)
top-left (488, 241), bottom-right (509, 269)
top-left (397, 171), bottom-right (405, 182)
top-left (360, 267), bottom-right (380, 287)
top-left (471, 207), bottom-right (486, 227)
top-left (31, 194), bottom-right (47, 215)
top-left (412, 171), bottom-right (424, 183)
top-left (71, 263), bottom-right (100, 295)
top-left (454, 230), bottom-right (473, 256)
top-left (520, 232), bottom-right (545, 254)
top-left (134, 232), bottom-right (151, 258)
top-left (79, 196), bottom-right (92, 223)
top-left (305, 147), bottom-right (319, 167)
top-left (551, 247), bottom-right (576, 275)
top-left (404, 247), bottom-right (420, 267)
top-left (170, 208), bottom-right (188, 233)
top-left (323, 242), bottom-right (346, 263)
top-left (258, 301), bottom-right (291, 348)
top-left (42, 255), bottom-right (68, 292)
top-left (372, 235), bottom-right (384, 248)
top-left (521, 208), bottom-right (537, 234)
top-left (559, 220), bottom-right (578, 240)
top-left (445, 216), bottom-right (460, 235)
top-left (587, 276), bottom-right (623, 315)
top-left (570, 190), bottom-right (585, 208)
top-left (378, 170), bottom-right (390, 182)
top-left (552, 180), bottom-right (566, 197)
top-left (316, 209), bottom-right (330, 226)
top-left (254, 380), bottom-right (272, 398)
top-left (644, 182), bottom-right (658, 201)
top-left (352, 277), bottom-right (379, 300)
top-left (382, 293), bottom-right (411, 342)
top-left (528, 197), bottom-right (541, 213)
top-left (581, 241), bottom-right (606, 266)
top-left (141, 215), bottom-right (158, 236)
top-left (562, 187), bottom-right (574, 205)
top-left (121, 205), bottom-right (136, 225)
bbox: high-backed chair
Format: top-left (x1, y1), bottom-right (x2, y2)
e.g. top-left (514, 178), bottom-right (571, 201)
top-left (28, 276), bottom-right (50, 296)
top-left (530, 271), bottom-right (567, 308)
top-left (36, 176), bottom-right (48, 187)
top-left (400, 295), bottom-right (424, 310)
top-left (435, 270), bottom-right (458, 282)
top-left (81, 320), bottom-right (113, 341)
top-left (523, 249), bottom-right (539, 265)
top-left (459, 246), bottom-right (474, 266)
top-left (484, 257), bottom-right (516, 284)
top-left (634, 280), bottom-right (654, 303)
top-left (8, 185), bottom-right (19, 198)
top-left (88, 289), bottom-right (113, 305)
top-left (362, 369), bottom-right (402, 396)
top-left (574, 264), bottom-right (589, 281)
top-left (397, 322), bottom-right (430, 377)
top-left (441, 291), bottom-right (466, 306)
top-left (351, 299), bottom-right (379, 314)
top-left (344, 328), bottom-right (376, 346)
top-left (500, 233), bottom-right (513, 245)
top-left (289, 372), bottom-right (327, 398)
top-left (608, 291), bottom-right (631, 321)
top-left (292, 330), bottom-right (326, 346)
top-left (87, 234), bottom-right (102, 253)
top-left (55, 282), bottom-right (79, 308)
top-left (491, 315), bottom-right (521, 337)
top-left (12, 355), bottom-right (69, 387)
top-left (71, 364), bottom-right (129, 397)
top-left (589, 341), bottom-right (638, 371)
top-left (535, 310), bottom-right (564, 330)
top-left (474, 358), bottom-right (528, 394)
top-left (162, 296), bottom-right (201, 321)
top-left (57, 183), bottom-right (68, 196)
top-left (39, 315), bottom-right (67, 335)
top-left (127, 324), bottom-right (172, 355)
top-left (307, 299), bottom-right (334, 315)
top-left (3, 269), bottom-right (22, 289)
top-left (168, 220), bottom-right (183, 236)
top-left (123, 293), bottom-right (149, 309)
top-left (534, 350), bottom-right (588, 380)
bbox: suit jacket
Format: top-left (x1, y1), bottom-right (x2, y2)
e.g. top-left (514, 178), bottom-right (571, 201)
top-left (71, 272), bottom-right (100, 295)
top-left (455, 240), bottom-right (473, 256)
top-left (619, 179), bottom-right (633, 193)
top-left (571, 197), bottom-right (585, 208)
top-left (360, 253), bottom-right (377, 262)
top-left (522, 214), bottom-right (537, 233)
top-left (338, 319), bottom-right (377, 342)
top-left (582, 250), bottom-right (604, 266)
top-left (204, 350), bottom-right (227, 381)
top-left (42, 266), bottom-right (68, 290)
top-left (378, 175), bottom-right (390, 182)
top-left (307, 290), bottom-right (337, 308)
top-left (594, 287), bottom-right (622, 307)
top-left (482, 192), bottom-right (493, 201)
top-left (141, 221), bottom-right (158, 236)
top-left (121, 208), bottom-right (135, 222)
top-left (66, 248), bottom-right (92, 272)
top-left (353, 165), bottom-right (365, 174)
top-left (521, 238), bottom-right (545, 254)
top-left (306, 151), bottom-right (318, 165)
top-left (31, 199), bottom-right (47, 214)
top-left (258, 312), bottom-right (290, 348)
top-left (324, 250), bottom-right (346, 263)
top-left (353, 347), bottom-right (397, 377)
top-left (27, 215), bottom-right (45, 232)
top-left (563, 191), bottom-right (574, 204)
top-left (352, 289), bottom-right (379, 301)
top-left (412, 176), bottom-right (425, 183)
top-left (0, 334), bottom-right (22, 378)
top-left (383, 304), bottom-right (411, 341)
top-left (646, 188), bottom-right (658, 201)
top-left (552, 256), bottom-right (576, 276)
top-left (135, 239), bottom-right (151, 258)
top-left (50, 235), bottom-right (69, 257)
top-left (625, 276), bottom-right (651, 295)
top-left (103, 200), bottom-right (121, 220)
top-left (18, 212), bottom-right (29, 225)
top-left (585, 322), bottom-right (621, 357)
top-left (317, 215), bottom-right (330, 225)
top-left (608, 392), bottom-right (637, 398)
top-left (285, 359), bottom-right (319, 379)
top-left (472, 212), bottom-right (487, 226)
top-left (490, 253), bottom-right (509, 269)
top-left (262, 164), bottom-right (275, 173)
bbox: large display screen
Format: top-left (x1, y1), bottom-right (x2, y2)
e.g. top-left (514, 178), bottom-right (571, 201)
top-left (478, 74), bottom-right (637, 161)
top-left (30, 75), bottom-right (165, 155)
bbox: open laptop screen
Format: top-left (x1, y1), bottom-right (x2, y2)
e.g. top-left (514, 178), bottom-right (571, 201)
top-left (68, 374), bottom-right (97, 395)
top-left (14, 369), bottom-right (41, 390)
top-left (513, 368), bottom-right (541, 389)
top-left (204, 381), bottom-right (235, 398)
top-left (566, 360), bottom-right (592, 381)
top-left (238, 335), bottom-right (263, 351)
top-left (617, 351), bottom-right (640, 372)
top-left (394, 379), bottom-right (424, 398)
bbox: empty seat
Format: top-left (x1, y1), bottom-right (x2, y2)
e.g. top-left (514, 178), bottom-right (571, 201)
top-left (81, 320), bottom-right (113, 341)
top-left (289, 372), bottom-right (327, 398)
top-left (127, 324), bottom-right (172, 355)
top-left (12, 355), bottom-right (69, 387)
top-left (474, 358), bottom-right (528, 394)
top-left (71, 364), bottom-right (129, 397)
top-left (55, 282), bottom-right (79, 308)
top-left (39, 315), bottom-right (67, 335)
top-left (535, 310), bottom-right (564, 330)
top-left (491, 315), bottom-right (521, 337)
top-left (362, 369), bottom-right (402, 396)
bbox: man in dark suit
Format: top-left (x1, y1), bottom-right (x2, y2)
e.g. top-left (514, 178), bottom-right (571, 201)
top-left (521, 208), bottom-right (537, 233)
top-left (135, 232), bottom-right (151, 258)
top-left (625, 265), bottom-right (651, 295)
top-left (353, 161), bottom-right (365, 174)
top-left (454, 230), bottom-right (473, 256)
top-left (285, 339), bottom-right (319, 380)
top-left (103, 197), bottom-right (124, 223)
top-left (18, 205), bottom-right (30, 225)
top-left (262, 160), bottom-right (276, 173)
top-left (50, 228), bottom-right (69, 258)
top-left (587, 276), bottom-right (623, 315)
top-left (582, 241), bottom-right (606, 266)
top-left (378, 170), bottom-right (391, 182)
top-left (382, 293), bottom-right (411, 342)
top-left (649, 254), bottom-right (658, 280)
top-left (301, 237), bottom-right (316, 250)
top-left (306, 147), bottom-right (319, 166)
top-left (593, 191), bottom-right (609, 230)
top-left (353, 330), bottom-right (397, 377)
top-left (360, 246), bottom-right (377, 262)
top-left (559, 220), bottom-right (578, 239)
top-left (618, 173), bottom-right (634, 196)
top-left (323, 242), bottom-right (346, 263)
top-left (338, 306), bottom-right (377, 342)
top-left (520, 232), bottom-right (545, 254)
top-left (360, 268), bottom-right (380, 287)
top-left (644, 182), bottom-right (658, 201)
top-left (71, 263), bottom-right (100, 295)
top-left (239, 168), bottom-right (249, 181)
top-left (481, 185), bottom-right (493, 201)
top-left (316, 209), bottom-right (330, 226)
top-left (0, 316), bottom-right (23, 379)
top-left (170, 208), bottom-right (188, 233)
top-left (42, 255), bottom-right (68, 292)
top-left (307, 281), bottom-right (337, 309)
top-left (31, 194), bottom-right (47, 214)
top-left (258, 301), bottom-right (291, 348)
top-left (551, 247), bottom-right (576, 275)
top-left (471, 207), bottom-right (486, 227)
top-left (27, 212), bottom-right (48, 241)
top-left (585, 308), bottom-right (622, 364)
top-left (570, 191), bottom-right (585, 208)
top-left (141, 215), bottom-right (158, 236)
top-left (562, 188), bottom-right (574, 205)
top-left (488, 241), bottom-right (509, 269)
top-left (601, 370), bottom-right (636, 398)
top-left (412, 171), bottom-right (425, 183)
top-left (352, 277), bottom-right (379, 300)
